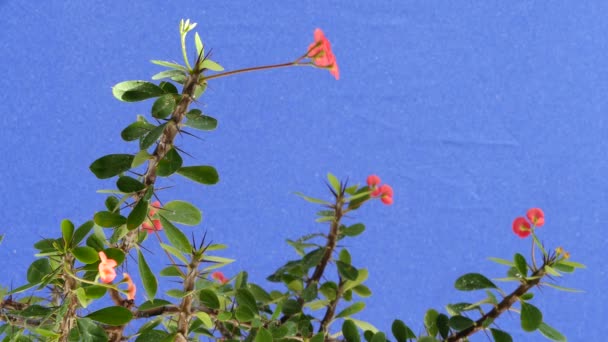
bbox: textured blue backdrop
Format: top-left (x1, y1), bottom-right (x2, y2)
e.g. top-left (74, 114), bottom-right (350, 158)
top-left (1, 1), bottom-right (605, 340)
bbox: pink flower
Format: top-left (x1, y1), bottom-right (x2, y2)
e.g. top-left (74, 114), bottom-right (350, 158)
top-left (512, 217), bottom-right (531, 238)
top-left (98, 251), bottom-right (117, 284)
top-left (526, 208), bottom-right (545, 227)
top-left (367, 176), bottom-right (394, 205)
top-left (123, 273), bottom-right (136, 300)
top-left (307, 29), bottom-right (339, 80)
top-left (211, 271), bottom-right (229, 284)
top-left (367, 175), bottom-right (381, 188)
top-left (142, 201), bottom-right (163, 233)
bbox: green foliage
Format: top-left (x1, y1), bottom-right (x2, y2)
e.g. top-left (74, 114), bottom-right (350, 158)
top-left (177, 165), bottom-right (219, 185)
top-left (89, 154), bottom-right (134, 179)
top-left (520, 302), bottom-right (543, 332)
top-left (86, 306), bottom-right (133, 325)
top-left (454, 273), bottom-right (497, 291)
top-left (138, 250), bottom-right (158, 300)
top-left (112, 81), bottom-right (165, 102)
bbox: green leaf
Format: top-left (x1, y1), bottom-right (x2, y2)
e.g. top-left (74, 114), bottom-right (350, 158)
top-left (27, 259), bottom-right (52, 284)
top-left (157, 148), bottom-right (183, 177)
top-left (538, 322), bottom-right (567, 341)
top-left (185, 109), bottom-right (218, 131)
top-left (127, 199), bottom-right (148, 230)
top-left (342, 320), bottom-right (361, 342)
top-left (488, 257), bottom-right (515, 267)
top-left (151, 94), bottom-right (176, 119)
top-left (449, 315), bottom-right (474, 331)
top-left (61, 219), bottom-right (74, 247)
top-left (68, 318), bottom-right (108, 342)
top-left (138, 250), bottom-right (157, 300)
top-left (424, 309), bottom-right (439, 336)
top-left (116, 176), bottom-right (146, 193)
top-left (140, 123), bottom-right (166, 150)
top-left (104, 248), bottom-right (126, 265)
top-left (543, 265), bottom-right (561, 277)
top-left (150, 59), bottom-right (187, 71)
top-left (161, 200), bottom-right (202, 225)
top-left (490, 328), bottom-right (513, 342)
top-left (177, 165), bottom-right (219, 185)
top-left (391, 319), bottom-right (415, 342)
top-left (454, 273), bottom-right (497, 291)
top-left (199, 289), bottom-right (220, 309)
top-left (121, 121), bottom-right (155, 141)
top-left (201, 59), bottom-right (224, 71)
top-left (72, 246), bottom-right (99, 264)
top-left (543, 282), bottom-right (583, 293)
top-left (132, 150), bottom-right (152, 168)
top-left (94, 211), bottom-right (126, 228)
top-left (235, 305), bottom-right (255, 322)
top-left (112, 80), bottom-right (164, 102)
top-left (159, 265), bottom-right (182, 277)
top-left (160, 243), bottom-right (188, 264)
top-left (341, 223), bottom-right (365, 237)
top-left (336, 260), bottom-right (359, 281)
top-left (159, 81), bottom-right (178, 94)
top-left (339, 249), bottom-right (352, 264)
top-left (134, 330), bottom-right (170, 342)
top-left (557, 260), bottom-right (586, 268)
top-left (294, 192), bottom-right (330, 205)
top-left (514, 253), bottom-right (528, 277)
top-left (158, 215), bottom-right (193, 253)
top-left (21, 304), bottom-right (52, 317)
top-left (254, 327), bottom-right (272, 342)
top-left (194, 32), bottom-right (204, 56)
top-left (86, 306), bottom-right (133, 326)
top-left (437, 313), bottom-right (450, 338)
top-left (352, 284), bottom-right (371, 297)
top-left (138, 299), bottom-right (172, 311)
top-left (521, 302), bottom-right (543, 332)
top-left (73, 221), bottom-right (94, 246)
top-left (236, 288), bottom-right (258, 313)
top-left (336, 302), bottom-right (365, 318)
top-left (302, 282), bottom-right (318, 302)
top-left (349, 318), bottom-right (379, 334)
top-left (90, 154), bottom-right (134, 179)
top-left (281, 299), bottom-right (302, 315)
top-left (552, 263), bottom-right (575, 273)
top-left (151, 69), bottom-right (186, 81)
top-left (327, 172), bottom-right (341, 193)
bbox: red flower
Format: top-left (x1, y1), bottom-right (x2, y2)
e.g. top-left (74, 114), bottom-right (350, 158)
top-left (211, 271), bottom-right (229, 284)
top-left (307, 28), bottom-right (339, 80)
top-left (378, 184), bottom-right (394, 205)
top-left (367, 174), bottom-right (381, 188)
top-left (142, 201), bottom-right (163, 233)
top-left (512, 217), bottom-right (531, 238)
top-left (123, 273), bottom-right (136, 300)
top-left (98, 251), bottom-right (117, 284)
top-left (526, 208), bottom-right (545, 227)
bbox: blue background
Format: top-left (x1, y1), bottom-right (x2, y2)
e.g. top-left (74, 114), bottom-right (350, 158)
top-left (1, 1), bottom-right (604, 341)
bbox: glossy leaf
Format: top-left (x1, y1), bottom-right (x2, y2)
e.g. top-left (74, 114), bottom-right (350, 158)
top-left (336, 302), bottom-right (365, 318)
top-left (127, 199), bottom-right (148, 230)
top-left (151, 94), bottom-right (176, 119)
top-left (94, 211), bottom-right (126, 228)
top-left (199, 289), bottom-right (220, 309)
top-left (116, 176), bottom-right (145, 193)
top-left (454, 273), bottom-right (497, 291)
top-left (138, 250), bottom-right (157, 300)
top-left (59, 219), bottom-right (74, 248)
top-left (424, 309), bottom-right (439, 336)
top-left (538, 322), bottom-right (567, 341)
top-left (327, 172), bottom-right (341, 193)
top-left (72, 246), bottom-right (99, 264)
top-left (201, 59), bottom-right (224, 71)
top-left (370, 332), bottom-right (386, 342)
top-left (86, 306), bottom-right (133, 325)
top-left (112, 81), bottom-right (164, 102)
top-left (521, 302), bottom-right (543, 332)
top-left (341, 223), bottom-right (365, 237)
top-left (177, 165), bottom-right (219, 185)
top-left (161, 200), bottom-right (202, 225)
top-left (140, 123), bottom-right (166, 150)
top-left (158, 215), bottom-right (193, 253)
top-left (121, 121), bottom-right (155, 141)
top-left (73, 221), bottom-right (94, 246)
top-left (157, 147), bottom-right (183, 177)
top-left (392, 319), bottom-right (415, 342)
top-left (449, 315), bottom-right (474, 331)
top-left (90, 154), bottom-right (134, 179)
top-left (337, 260), bottom-right (359, 281)
top-left (514, 253), bottom-right (527, 277)
top-left (490, 328), bottom-right (513, 342)
top-left (67, 318), bottom-right (108, 342)
top-left (152, 69), bottom-right (186, 81)
top-left (437, 313), bottom-right (450, 338)
top-left (27, 259), bottom-right (52, 284)
top-left (184, 109), bottom-right (218, 131)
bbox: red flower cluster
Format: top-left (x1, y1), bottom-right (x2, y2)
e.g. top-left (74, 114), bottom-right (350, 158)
top-left (512, 208), bottom-right (545, 238)
top-left (366, 174), bottom-right (394, 205)
top-left (211, 271), bottom-right (229, 284)
top-left (98, 251), bottom-right (117, 284)
top-left (307, 28), bottom-right (339, 80)
top-left (142, 201), bottom-right (163, 233)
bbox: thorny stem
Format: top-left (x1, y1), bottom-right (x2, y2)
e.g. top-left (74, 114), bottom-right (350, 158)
top-left (319, 278), bottom-right (345, 334)
top-left (58, 254), bottom-right (78, 342)
top-left (175, 255), bottom-right (203, 342)
top-left (446, 267), bottom-right (547, 342)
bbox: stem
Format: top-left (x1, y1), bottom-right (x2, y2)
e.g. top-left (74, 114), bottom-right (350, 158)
top-left (446, 268), bottom-right (546, 342)
top-left (203, 61), bottom-right (312, 81)
top-left (175, 255), bottom-right (203, 342)
top-left (58, 254), bottom-right (78, 342)
top-left (319, 278), bottom-right (345, 334)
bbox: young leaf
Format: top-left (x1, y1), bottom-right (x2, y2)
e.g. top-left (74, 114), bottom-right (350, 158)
top-left (162, 200), bottom-right (202, 225)
top-left (336, 302), bottom-right (365, 318)
top-left (90, 154), bottom-right (134, 179)
top-left (514, 253), bottom-right (527, 277)
top-left (158, 215), bottom-right (193, 253)
top-left (488, 257), bottom-right (514, 267)
top-left (520, 302), bottom-right (543, 332)
top-left (138, 250), bottom-right (157, 300)
top-left (454, 273), bottom-right (497, 291)
top-left (61, 219), bottom-right (74, 247)
top-left (194, 32), bottom-right (204, 57)
top-left (293, 192), bottom-right (330, 205)
top-left (201, 59), bottom-right (224, 71)
top-left (538, 322), bottom-right (567, 342)
top-left (424, 309), bottom-right (439, 337)
top-left (86, 306), bottom-right (133, 326)
top-left (327, 172), bottom-right (341, 193)
top-left (150, 59), bottom-right (187, 70)
top-left (152, 69), bottom-right (186, 81)
top-left (177, 165), bottom-right (219, 185)
top-left (112, 81), bottom-right (164, 102)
